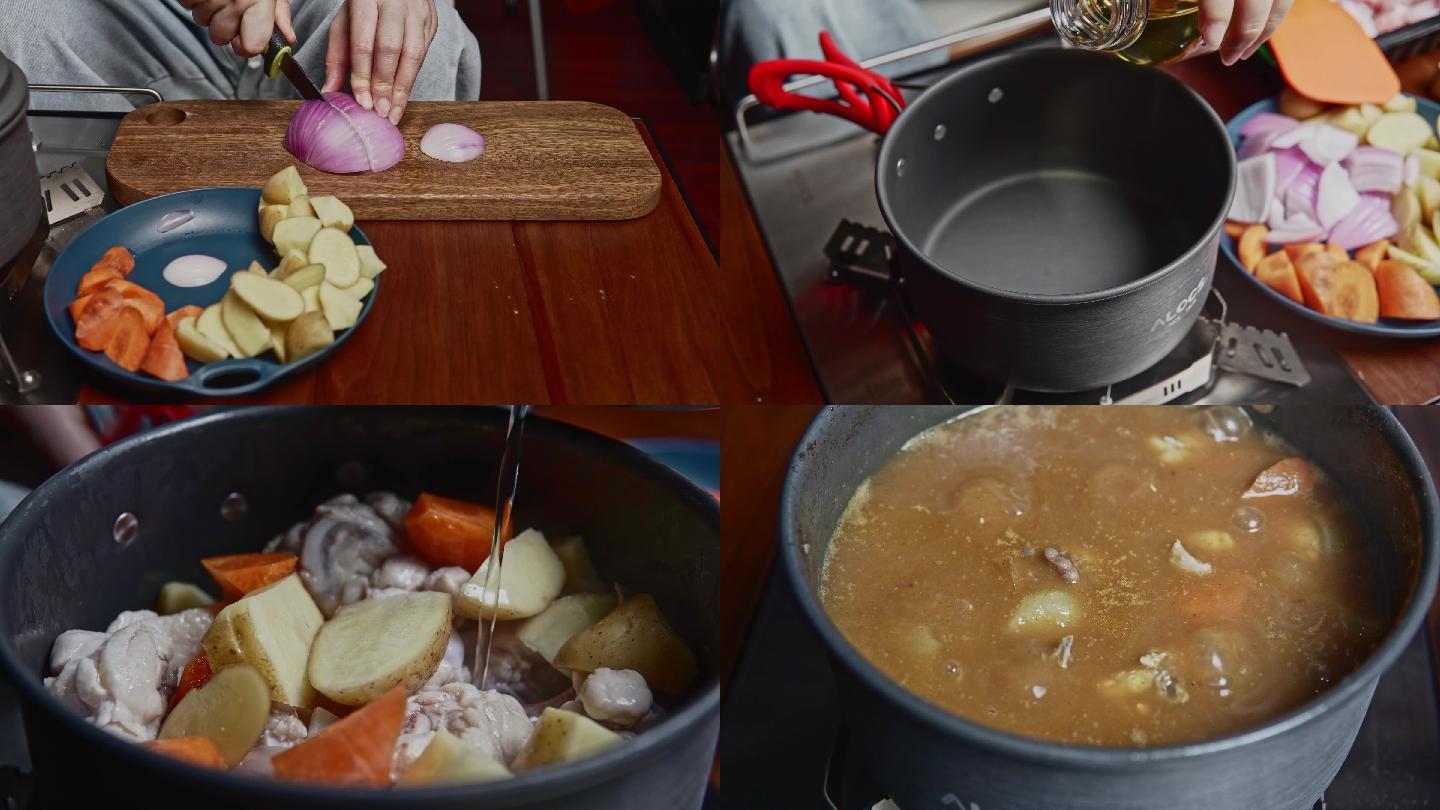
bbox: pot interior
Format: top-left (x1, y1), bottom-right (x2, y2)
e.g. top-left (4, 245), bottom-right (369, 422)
top-left (786, 406), bottom-right (1431, 745)
top-left (879, 50), bottom-right (1234, 297)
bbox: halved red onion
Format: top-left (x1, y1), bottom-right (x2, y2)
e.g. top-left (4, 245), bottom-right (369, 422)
top-left (420, 123), bottom-right (486, 163)
top-left (284, 92), bottom-right (405, 174)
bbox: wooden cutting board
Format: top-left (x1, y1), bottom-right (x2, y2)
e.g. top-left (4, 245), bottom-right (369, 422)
top-left (106, 100), bottom-right (662, 221)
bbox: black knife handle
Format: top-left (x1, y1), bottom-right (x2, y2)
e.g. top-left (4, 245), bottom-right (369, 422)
top-left (262, 29), bottom-right (293, 80)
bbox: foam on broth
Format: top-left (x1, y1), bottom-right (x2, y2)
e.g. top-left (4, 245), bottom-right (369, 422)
top-left (820, 406), bottom-right (1384, 747)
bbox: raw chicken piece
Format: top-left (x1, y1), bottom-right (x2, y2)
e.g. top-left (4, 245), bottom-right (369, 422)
top-left (578, 668), bottom-right (653, 727)
top-left (371, 555), bottom-right (432, 592)
top-left (258, 707), bottom-right (308, 748)
top-left (234, 746), bottom-right (288, 777)
top-left (484, 623), bottom-right (571, 702)
top-left (392, 683), bottom-right (533, 777)
top-left (45, 608), bottom-right (211, 741)
top-left (366, 491), bottom-right (412, 534)
top-left (424, 566), bottom-right (471, 599)
top-left (274, 494), bottom-right (402, 616)
top-left (421, 629), bottom-right (470, 690)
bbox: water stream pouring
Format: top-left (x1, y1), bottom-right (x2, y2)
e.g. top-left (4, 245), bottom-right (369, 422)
top-left (474, 404), bottom-right (530, 690)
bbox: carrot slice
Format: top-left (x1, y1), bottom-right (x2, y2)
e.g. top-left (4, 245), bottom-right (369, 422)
top-left (1375, 260), bottom-right (1440, 320)
top-left (68, 294), bottom-right (93, 324)
top-left (1178, 572), bottom-right (1255, 624)
top-left (1296, 252), bottom-right (1378, 321)
top-left (1354, 239), bottom-right (1390, 272)
top-left (140, 320), bottom-right (189, 381)
top-left (169, 651), bottom-right (213, 710)
top-left (165, 305), bottom-right (204, 330)
top-left (91, 245), bottom-right (135, 277)
top-left (104, 278), bottom-right (166, 335)
top-left (1283, 242), bottom-right (1326, 263)
top-left (200, 552), bottom-right (298, 599)
top-left (1238, 225), bottom-right (1269, 272)
top-left (404, 493), bottom-right (499, 570)
top-left (1244, 457), bottom-right (1315, 499)
top-left (142, 736), bottom-right (226, 769)
top-left (77, 266), bottom-right (123, 296)
top-left (103, 307), bottom-right (150, 372)
top-left (1324, 241), bottom-right (1349, 261)
top-left (1255, 251), bottom-right (1304, 304)
top-left (75, 287), bottom-right (129, 351)
top-left (1223, 221), bottom-right (1247, 239)
top-left (272, 688), bottom-right (406, 787)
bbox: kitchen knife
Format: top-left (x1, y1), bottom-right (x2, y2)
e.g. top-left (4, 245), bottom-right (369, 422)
top-left (261, 30), bottom-right (324, 101)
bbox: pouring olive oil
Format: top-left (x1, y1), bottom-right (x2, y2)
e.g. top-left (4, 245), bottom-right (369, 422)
top-left (1051, 0), bottom-right (1206, 65)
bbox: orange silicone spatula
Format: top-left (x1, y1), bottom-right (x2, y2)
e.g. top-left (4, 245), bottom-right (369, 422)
top-left (1269, 0), bottom-right (1400, 105)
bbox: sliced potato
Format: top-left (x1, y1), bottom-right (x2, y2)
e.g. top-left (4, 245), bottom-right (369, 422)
top-left (285, 311), bottom-right (334, 361)
top-left (273, 216), bottom-right (322, 257)
top-left (270, 323), bottom-right (288, 363)
top-left (158, 664), bottom-right (270, 767)
top-left (1394, 186), bottom-right (1423, 233)
top-left (1327, 106), bottom-right (1369, 137)
top-left (273, 249), bottom-right (311, 280)
top-left (399, 729), bottom-right (512, 786)
top-left (155, 582), bottom-right (215, 615)
top-left (176, 316), bottom-right (229, 363)
top-left (516, 593), bottom-right (618, 664)
top-left (553, 593), bottom-right (697, 693)
top-left (1414, 148), bottom-right (1440, 180)
top-left (1419, 176), bottom-right (1440, 221)
top-left (301, 284), bottom-right (321, 313)
top-left (309, 227), bottom-right (361, 287)
top-left (1367, 111), bottom-right (1432, 153)
top-left (232, 271), bottom-right (305, 322)
top-left (218, 574), bottom-right (324, 708)
top-left (283, 264), bottom-right (326, 292)
top-left (551, 535), bottom-right (606, 594)
top-left (318, 281), bottom-right (363, 331)
top-left (1007, 589), bottom-right (1081, 634)
top-left (512, 708), bottom-right (623, 771)
top-left (357, 244), bottom-right (387, 279)
top-left (309, 591), bottom-right (452, 706)
top-left (288, 194), bottom-right (314, 219)
top-left (1383, 93), bottom-right (1418, 113)
top-left (309, 195), bottom-right (355, 231)
top-left (202, 605), bottom-right (245, 669)
top-left (338, 276), bottom-right (374, 299)
top-left (221, 288), bottom-right (271, 358)
top-left (259, 205), bottom-right (289, 243)
top-left (196, 304), bottom-right (242, 359)
top-left (261, 166), bottom-right (307, 205)
top-left (457, 528), bottom-right (565, 621)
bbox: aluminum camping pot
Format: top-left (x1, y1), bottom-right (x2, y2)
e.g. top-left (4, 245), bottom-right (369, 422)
top-left (0, 407), bottom-right (719, 809)
top-left (780, 406), bottom-right (1439, 810)
top-left (752, 46), bottom-right (1236, 391)
top-left (0, 54), bottom-right (44, 300)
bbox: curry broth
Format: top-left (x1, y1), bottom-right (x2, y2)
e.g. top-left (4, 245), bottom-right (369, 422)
top-left (820, 407), bottom-right (1382, 747)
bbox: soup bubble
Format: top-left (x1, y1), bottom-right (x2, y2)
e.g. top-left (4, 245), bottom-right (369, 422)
top-left (1197, 406), bottom-right (1251, 443)
top-left (1232, 505), bottom-right (1265, 533)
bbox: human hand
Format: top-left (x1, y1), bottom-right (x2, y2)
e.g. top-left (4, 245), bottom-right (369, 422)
top-left (177, 0), bottom-right (296, 57)
top-left (323, 0), bottom-right (439, 124)
top-left (1200, 0), bottom-right (1295, 66)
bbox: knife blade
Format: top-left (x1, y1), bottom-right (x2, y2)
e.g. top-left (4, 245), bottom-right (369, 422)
top-left (262, 30), bottom-right (323, 101)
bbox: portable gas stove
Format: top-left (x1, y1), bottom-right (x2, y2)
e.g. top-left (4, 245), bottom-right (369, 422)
top-left (725, 23), bottom-right (1375, 407)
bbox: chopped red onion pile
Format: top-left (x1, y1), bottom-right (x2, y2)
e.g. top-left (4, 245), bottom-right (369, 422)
top-left (284, 92), bottom-right (405, 175)
top-left (420, 123), bottom-right (486, 163)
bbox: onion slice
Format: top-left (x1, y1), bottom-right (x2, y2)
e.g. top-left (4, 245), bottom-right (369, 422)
top-left (1316, 161), bottom-right (1361, 229)
top-left (1344, 146), bottom-right (1404, 195)
top-left (1265, 212), bottom-right (1324, 245)
top-left (161, 254), bottom-right (227, 288)
top-left (284, 92), bottom-right (405, 174)
top-left (1239, 112), bottom-right (1301, 140)
top-left (420, 123), bottom-right (486, 163)
top-left (1229, 153), bottom-right (1276, 224)
top-left (1299, 125), bottom-right (1359, 166)
top-left (1327, 195), bottom-right (1399, 250)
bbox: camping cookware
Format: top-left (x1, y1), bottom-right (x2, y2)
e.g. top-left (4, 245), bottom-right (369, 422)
top-left (780, 405), bottom-right (1439, 810)
top-left (0, 407), bottom-right (719, 809)
top-left (751, 42), bottom-right (1236, 391)
top-left (0, 54), bottom-right (44, 293)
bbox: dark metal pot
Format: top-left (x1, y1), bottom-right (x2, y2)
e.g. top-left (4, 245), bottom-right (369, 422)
top-left (781, 406), bottom-right (1438, 810)
top-left (0, 407), bottom-right (719, 809)
top-left (0, 54), bottom-right (46, 302)
top-left (877, 50), bottom-right (1235, 391)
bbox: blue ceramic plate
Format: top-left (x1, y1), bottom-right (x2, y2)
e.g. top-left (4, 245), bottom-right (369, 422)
top-left (1222, 94), bottom-right (1440, 338)
top-left (44, 188), bottom-right (378, 396)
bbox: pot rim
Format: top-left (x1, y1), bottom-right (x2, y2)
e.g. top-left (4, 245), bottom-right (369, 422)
top-left (0, 405), bottom-right (720, 804)
top-left (874, 48), bottom-right (1237, 306)
top-left (779, 405), bottom-right (1440, 769)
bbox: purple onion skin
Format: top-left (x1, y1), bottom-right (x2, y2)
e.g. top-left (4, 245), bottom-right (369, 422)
top-left (284, 92), bottom-right (405, 174)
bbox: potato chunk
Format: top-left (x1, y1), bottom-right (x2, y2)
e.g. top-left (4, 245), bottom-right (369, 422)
top-left (457, 528), bottom-right (565, 621)
top-left (398, 729), bottom-right (512, 786)
top-left (553, 593), bottom-right (697, 693)
top-left (1186, 530), bottom-right (1236, 554)
top-left (1169, 539), bottom-right (1213, 576)
top-left (272, 216), bottom-right (322, 256)
top-left (158, 664), bottom-right (270, 767)
top-left (1242, 457), bottom-right (1315, 499)
top-left (1008, 589), bottom-right (1080, 634)
top-left (204, 574), bottom-right (323, 708)
top-left (516, 593), bottom-right (618, 664)
top-left (308, 227), bottom-right (361, 288)
top-left (231, 272), bottom-right (305, 322)
top-left (261, 166), bottom-right (307, 205)
top-left (309, 591), bottom-right (452, 706)
top-left (551, 534), bottom-right (606, 594)
top-left (512, 708), bottom-right (623, 771)
top-left (155, 582), bottom-right (215, 615)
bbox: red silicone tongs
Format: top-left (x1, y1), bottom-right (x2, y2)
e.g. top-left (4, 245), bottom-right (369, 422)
top-left (748, 32), bottom-right (907, 135)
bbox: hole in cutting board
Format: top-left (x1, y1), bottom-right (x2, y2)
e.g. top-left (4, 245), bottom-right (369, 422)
top-left (146, 107), bottom-right (187, 126)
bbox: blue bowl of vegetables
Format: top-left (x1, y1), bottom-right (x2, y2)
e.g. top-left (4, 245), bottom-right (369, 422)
top-left (1223, 92), bottom-right (1440, 338)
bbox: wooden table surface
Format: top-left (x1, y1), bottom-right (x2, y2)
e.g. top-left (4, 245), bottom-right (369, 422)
top-left (76, 126), bottom-right (805, 406)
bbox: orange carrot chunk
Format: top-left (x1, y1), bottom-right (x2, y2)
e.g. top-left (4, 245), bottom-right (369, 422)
top-left (1324, 241), bottom-right (1349, 260)
top-left (1375, 260), bottom-right (1440, 320)
top-left (104, 278), bottom-right (166, 335)
top-left (76, 266), bottom-right (123, 297)
top-left (74, 287), bottom-right (128, 351)
top-left (1243, 457), bottom-right (1315, 499)
top-left (1238, 225), bottom-right (1269, 273)
top-left (1223, 221), bottom-right (1247, 239)
top-left (102, 307), bottom-right (150, 371)
top-left (1255, 251), bottom-right (1304, 304)
top-left (404, 493), bottom-right (499, 570)
top-left (91, 245), bottom-right (135, 277)
top-left (169, 651), bottom-right (213, 710)
top-left (165, 305), bottom-right (204, 330)
top-left (272, 688), bottom-right (406, 787)
top-left (200, 552), bottom-right (298, 600)
top-left (1283, 242), bottom-right (1326, 263)
top-left (142, 736), bottom-right (226, 769)
top-left (68, 294), bottom-right (94, 324)
top-left (140, 320), bottom-right (189, 382)
top-left (1354, 239), bottom-right (1390, 272)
